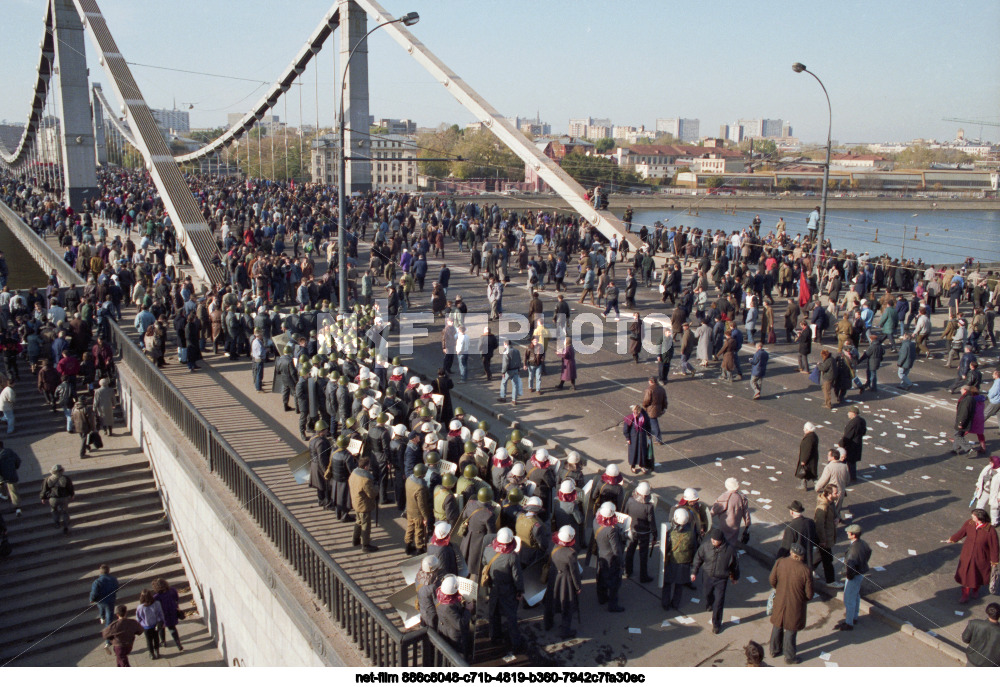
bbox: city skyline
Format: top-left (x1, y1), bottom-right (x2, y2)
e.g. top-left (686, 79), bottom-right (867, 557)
top-left (1, 0), bottom-right (997, 146)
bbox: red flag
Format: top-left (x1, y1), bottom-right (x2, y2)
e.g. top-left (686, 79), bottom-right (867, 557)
top-left (798, 271), bottom-right (811, 307)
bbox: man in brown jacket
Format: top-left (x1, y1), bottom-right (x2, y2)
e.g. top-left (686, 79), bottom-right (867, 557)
top-left (641, 377), bottom-right (667, 445)
top-left (769, 544), bottom-right (813, 664)
top-left (101, 604), bottom-right (143, 667)
top-left (348, 455), bottom-right (379, 553)
top-left (814, 485), bottom-right (841, 587)
top-left (405, 462), bottom-right (432, 555)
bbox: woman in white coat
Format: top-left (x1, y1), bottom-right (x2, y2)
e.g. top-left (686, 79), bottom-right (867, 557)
top-left (972, 454), bottom-right (1000, 525)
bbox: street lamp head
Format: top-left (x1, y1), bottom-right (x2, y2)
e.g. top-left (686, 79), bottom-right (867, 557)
top-left (400, 11), bottom-right (419, 26)
top-left (792, 62), bottom-right (806, 73)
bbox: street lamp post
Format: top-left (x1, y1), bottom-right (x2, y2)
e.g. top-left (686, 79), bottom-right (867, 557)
top-left (792, 62), bottom-right (831, 272)
top-left (337, 10), bottom-right (419, 314)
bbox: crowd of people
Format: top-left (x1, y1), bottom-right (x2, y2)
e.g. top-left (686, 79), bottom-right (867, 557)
top-left (1, 165), bottom-right (999, 667)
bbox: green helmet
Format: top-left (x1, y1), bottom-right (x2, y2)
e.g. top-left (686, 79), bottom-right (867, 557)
top-left (336, 436), bottom-right (349, 449)
top-left (425, 451), bottom-right (440, 465)
top-left (506, 486), bottom-right (523, 504)
top-left (454, 406), bottom-right (465, 416)
top-left (412, 463), bottom-right (427, 478)
top-left (354, 390), bottom-right (364, 400)
top-left (392, 356), bottom-right (401, 366)
top-left (317, 368), bottom-right (328, 377)
top-left (384, 387), bottom-right (396, 397)
top-left (301, 362), bottom-right (311, 374)
top-left (345, 417), bottom-right (357, 430)
top-left (464, 441), bottom-right (477, 454)
top-left (360, 380), bottom-right (370, 390)
top-left (338, 376), bottom-right (347, 386)
top-left (441, 473), bottom-right (457, 489)
top-left (377, 413), bottom-right (389, 425)
top-left (413, 399), bottom-right (424, 409)
top-left (314, 419), bottom-right (329, 432)
top-left (283, 344), bottom-right (293, 355)
top-left (510, 429), bottom-right (523, 444)
top-left (419, 408), bottom-right (432, 419)
top-left (477, 420), bottom-right (489, 432)
top-left (311, 355), bottom-right (322, 366)
top-left (462, 464), bottom-right (478, 479)
top-left (477, 486), bottom-right (494, 503)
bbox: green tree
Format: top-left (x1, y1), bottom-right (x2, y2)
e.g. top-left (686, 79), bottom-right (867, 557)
top-left (559, 152), bottom-right (643, 190)
top-left (893, 144), bottom-right (975, 168)
top-left (778, 177), bottom-right (796, 192)
top-left (741, 138), bottom-right (778, 156)
top-left (594, 137), bottom-right (616, 153)
top-left (705, 176), bottom-right (724, 189)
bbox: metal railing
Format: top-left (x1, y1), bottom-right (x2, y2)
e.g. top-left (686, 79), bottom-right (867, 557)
top-left (0, 199), bottom-right (467, 668)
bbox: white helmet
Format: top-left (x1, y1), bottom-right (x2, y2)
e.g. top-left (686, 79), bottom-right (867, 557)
top-left (434, 521), bottom-right (452, 540)
top-left (605, 464), bottom-right (620, 478)
top-left (725, 477), bottom-right (740, 492)
top-left (362, 396), bottom-right (375, 409)
top-left (392, 366), bottom-right (404, 376)
top-left (393, 424), bottom-right (407, 437)
top-left (440, 575), bottom-right (458, 596)
top-left (557, 525), bottom-right (576, 544)
top-left (534, 448), bottom-right (549, 463)
top-left (510, 463), bottom-right (526, 477)
top-left (421, 554), bottom-right (441, 572)
top-left (421, 422), bottom-right (435, 434)
top-left (636, 481), bottom-right (651, 497)
top-left (683, 488), bottom-right (699, 501)
top-left (599, 502), bottom-right (616, 519)
top-left (472, 429), bottom-right (486, 441)
top-left (566, 451), bottom-right (581, 465)
top-left (420, 384), bottom-right (433, 395)
top-left (494, 447), bottom-right (508, 461)
top-left (460, 427), bottom-right (471, 442)
top-left (497, 527), bottom-right (514, 545)
top-left (450, 419), bottom-right (462, 431)
top-left (425, 433), bottom-right (440, 444)
top-left (673, 508), bottom-right (690, 525)
top-left (409, 376), bottom-right (420, 386)
top-left (525, 496), bottom-right (543, 512)
top-left (559, 479), bottom-right (575, 495)
top-left (368, 407), bottom-right (380, 419)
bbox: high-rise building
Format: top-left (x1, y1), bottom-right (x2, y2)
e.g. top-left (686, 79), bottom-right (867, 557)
top-left (151, 108), bottom-right (190, 134)
top-left (655, 118), bottom-right (700, 142)
top-left (761, 119), bottom-right (783, 138)
top-left (568, 117), bottom-right (612, 139)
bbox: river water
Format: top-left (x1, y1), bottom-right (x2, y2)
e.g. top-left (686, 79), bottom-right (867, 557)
top-left (0, 218), bottom-right (50, 289)
top-left (628, 207), bottom-right (1000, 266)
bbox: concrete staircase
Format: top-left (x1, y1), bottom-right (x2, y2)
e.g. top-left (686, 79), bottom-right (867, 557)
top-left (0, 457), bottom-right (193, 666)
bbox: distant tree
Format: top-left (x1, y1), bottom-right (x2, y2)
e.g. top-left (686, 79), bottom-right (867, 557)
top-left (893, 144), bottom-right (975, 168)
top-left (594, 137), bottom-right (616, 154)
top-left (705, 176), bottom-right (724, 189)
top-left (741, 138), bottom-right (777, 156)
top-left (778, 177), bottom-right (796, 192)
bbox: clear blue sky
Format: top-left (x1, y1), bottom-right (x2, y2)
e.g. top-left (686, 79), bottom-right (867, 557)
top-left (2, 0), bottom-right (998, 145)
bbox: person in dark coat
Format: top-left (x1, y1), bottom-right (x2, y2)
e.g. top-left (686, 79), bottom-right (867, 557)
top-left (483, 528), bottom-right (525, 652)
top-left (152, 577), bottom-right (183, 652)
top-left (661, 508), bottom-right (699, 610)
top-left (691, 527), bottom-right (740, 635)
top-left (623, 405), bottom-right (651, 474)
top-left (961, 602), bottom-right (1000, 667)
top-left (628, 312), bottom-right (642, 363)
top-left (623, 482), bottom-right (657, 583)
top-left (433, 369), bottom-right (455, 422)
top-left (184, 314), bottom-right (201, 372)
top-left (294, 373), bottom-right (310, 441)
top-left (416, 554), bottom-right (444, 631)
top-left (325, 435), bottom-right (355, 521)
top-left (273, 346), bottom-right (298, 411)
top-left (552, 480), bottom-right (585, 550)
top-left (943, 508), bottom-right (1000, 603)
top-left (432, 574), bottom-right (472, 657)
top-left (427, 521), bottom-right (460, 576)
top-left (795, 320), bottom-right (812, 372)
top-left (796, 422), bottom-right (820, 490)
top-left (840, 406), bottom-right (867, 482)
top-left (555, 338), bottom-right (576, 390)
top-left (459, 487), bottom-right (498, 580)
top-left (776, 500), bottom-right (817, 571)
top-left (308, 421), bottom-right (332, 508)
top-left (389, 425), bottom-right (407, 510)
top-left (593, 502), bottom-right (626, 612)
top-left (769, 544), bottom-right (814, 664)
top-left (544, 525), bottom-right (582, 639)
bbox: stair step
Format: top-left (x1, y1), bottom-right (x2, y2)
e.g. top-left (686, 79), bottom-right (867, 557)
top-left (7, 493), bottom-right (164, 532)
top-left (6, 518), bottom-right (171, 560)
top-left (0, 561), bottom-right (188, 618)
top-left (0, 535), bottom-right (177, 586)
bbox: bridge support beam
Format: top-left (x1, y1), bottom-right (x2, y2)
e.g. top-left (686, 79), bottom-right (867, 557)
top-left (51, 0), bottom-right (99, 208)
top-left (91, 84), bottom-right (108, 167)
top-left (338, 0), bottom-right (372, 194)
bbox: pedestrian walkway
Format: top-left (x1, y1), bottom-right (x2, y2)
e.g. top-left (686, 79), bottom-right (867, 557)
top-left (0, 373), bottom-right (223, 667)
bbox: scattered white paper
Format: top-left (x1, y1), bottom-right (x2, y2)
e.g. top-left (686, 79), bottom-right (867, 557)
top-left (503, 653), bottom-right (517, 663)
top-left (737, 455), bottom-right (745, 460)
top-left (769, 476), bottom-right (778, 482)
top-left (955, 611), bottom-right (964, 617)
top-left (741, 467), bottom-right (750, 472)
top-left (921, 475), bottom-right (930, 480)
top-left (628, 627), bottom-right (641, 634)
top-left (896, 433), bottom-right (906, 438)
top-left (660, 619), bottom-right (671, 627)
top-left (881, 480), bottom-right (891, 484)
top-left (876, 541), bottom-right (888, 548)
top-left (691, 598), bottom-right (700, 603)
top-left (824, 421), bottom-right (831, 425)
top-left (766, 465), bottom-right (775, 470)
top-left (751, 490), bottom-right (761, 495)
top-left (763, 504), bottom-right (772, 510)
top-left (842, 512), bottom-right (853, 519)
top-left (825, 662), bottom-right (839, 668)
top-left (820, 652), bottom-right (832, 661)
top-left (880, 507), bottom-right (891, 512)
top-left (674, 616), bottom-right (695, 625)
top-left (908, 549), bottom-right (917, 556)
top-left (874, 566), bottom-right (886, 572)
top-left (967, 466), bottom-right (975, 471)
top-left (746, 576), bottom-right (758, 584)
top-left (730, 616), bottom-right (741, 624)
top-left (742, 480), bottom-right (751, 485)
top-left (879, 465), bottom-right (887, 470)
